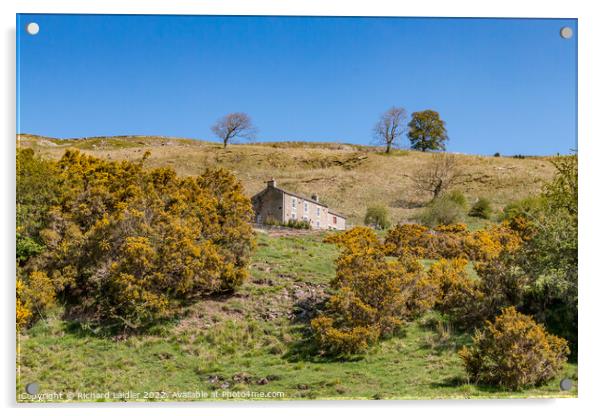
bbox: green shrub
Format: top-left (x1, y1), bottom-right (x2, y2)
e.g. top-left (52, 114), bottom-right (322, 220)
top-left (417, 196), bottom-right (464, 227)
top-left (364, 205), bottom-right (391, 230)
top-left (16, 148), bottom-right (60, 243)
top-left (16, 233), bottom-right (44, 264)
top-left (447, 190), bottom-right (467, 209)
top-left (265, 217), bottom-right (311, 229)
top-left (264, 216), bottom-right (281, 226)
top-left (469, 197), bottom-right (492, 219)
top-left (286, 219), bottom-right (311, 229)
top-left (459, 307), bottom-right (569, 390)
top-left (499, 196), bottom-right (546, 223)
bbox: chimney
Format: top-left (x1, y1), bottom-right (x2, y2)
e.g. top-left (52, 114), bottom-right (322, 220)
top-left (311, 193), bottom-right (319, 202)
top-left (267, 178), bottom-right (276, 188)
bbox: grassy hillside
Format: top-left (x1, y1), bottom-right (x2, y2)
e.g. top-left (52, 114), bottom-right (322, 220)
top-left (17, 134), bottom-right (557, 225)
top-left (17, 232), bottom-right (577, 401)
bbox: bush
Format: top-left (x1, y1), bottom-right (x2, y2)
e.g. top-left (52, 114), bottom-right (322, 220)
top-left (463, 224), bottom-right (522, 262)
top-left (16, 280), bottom-right (32, 330)
top-left (476, 255), bottom-right (528, 322)
top-left (418, 195), bottom-right (464, 227)
top-left (311, 316), bottom-right (380, 356)
top-left (16, 233), bottom-right (44, 264)
top-left (384, 223), bottom-right (431, 258)
top-left (430, 224), bottom-right (470, 259)
top-left (384, 222), bottom-right (521, 263)
top-left (315, 227), bottom-right (438, 356)
top-left (22, 150), bottom-right (255, 331)
top-left (286, 219), bottom-right (311, 229)
top-left (447, 190), bottom-right (467, 209)
top-left (469, 197), bottom-right (492, 219)
top-left (324, 226), bottom-right (382, 249)
top-left (499, 196), bottom-right (546, 224)
top-left (494, 152), bottom-right (501, 157)
top-left (16, 148), bottom-right (60, 247)
top-left (459, 307), bottom-right (569, 390)
top-left (264, 216), bottom-right (281, 226)
top-left (16, 271), bottom-right (56, 330)
top-left (364, 205), bottom-right (391, 230)
top-left (429, 258), bottom-right (483, 327)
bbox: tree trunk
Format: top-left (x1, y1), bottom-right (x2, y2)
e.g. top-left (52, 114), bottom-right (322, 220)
top-left (433, 179), bottom-right (443, 200)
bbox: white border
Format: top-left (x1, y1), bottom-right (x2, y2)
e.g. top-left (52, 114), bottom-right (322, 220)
top-left (2, 1), bottom-right (601, 415)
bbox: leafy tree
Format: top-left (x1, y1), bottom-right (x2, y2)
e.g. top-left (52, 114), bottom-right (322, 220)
top-left (407, 110), bottom-right (449, 152)
top-left (373, 106), bottom-right (408, 154)
top-left (364, 205), bottom-right (391, 230)
top-left (543, 155), bottom-right (577, 216)
top-left (517, 155), bottom-right (578, 352)
top-left (211, 112), bottom-right (257, 148)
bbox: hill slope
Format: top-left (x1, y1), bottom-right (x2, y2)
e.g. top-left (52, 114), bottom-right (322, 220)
top-left (18, 232), bottom-right (577, 400)
top-left (17, 134), bottom-right (556, 225)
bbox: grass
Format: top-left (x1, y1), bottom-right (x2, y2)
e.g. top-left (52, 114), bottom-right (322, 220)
top-left (17, 232), bottom-right (577, 402)
top-left (17, 134), bottom-right (558, 226)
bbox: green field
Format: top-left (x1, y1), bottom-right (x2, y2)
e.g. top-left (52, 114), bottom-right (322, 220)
top-left (17, 231), bottom-right (577, 402)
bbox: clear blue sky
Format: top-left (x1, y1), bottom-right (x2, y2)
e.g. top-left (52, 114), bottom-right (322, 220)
top-left (17, 14), bottom-right (577, 155)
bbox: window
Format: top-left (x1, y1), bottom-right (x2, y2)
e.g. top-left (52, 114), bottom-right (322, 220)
top-left (303, 215), bottom-right (308, 221)
top-left (291, 212), bottom-right (296, 220)
top-left (333, 216), bottom-right (337, 224)
top-left (291, 197), bottom-right (297, 209)
top-left (316, 221), bottom-right (320, 228)
top-left (304, 201), bottom-right (308, 212)
top-left (317, 207), bottom-right (321, 216)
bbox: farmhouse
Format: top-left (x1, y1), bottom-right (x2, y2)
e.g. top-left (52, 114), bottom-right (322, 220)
top-left (251, 179), bottom-right (346, 230)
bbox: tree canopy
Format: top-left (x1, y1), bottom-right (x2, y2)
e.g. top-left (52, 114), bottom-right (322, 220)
top-left (407, 110), bottom-right (448, 152)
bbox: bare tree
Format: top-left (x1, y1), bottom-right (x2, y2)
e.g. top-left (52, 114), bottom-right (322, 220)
top-left (373, 106), bottom-right (408, 154)
top-left (411, 153), bottom-right (463, 201)
top-left (211, 112), bottom-right (257, 148)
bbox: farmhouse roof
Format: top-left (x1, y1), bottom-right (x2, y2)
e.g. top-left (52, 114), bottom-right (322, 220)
top-left (328, 209), bottom-right (347, 219)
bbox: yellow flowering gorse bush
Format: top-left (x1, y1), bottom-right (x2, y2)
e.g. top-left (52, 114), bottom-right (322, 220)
top-left (17, 149), bottom-right (255, 330)
top-left (459, 307), bottom-right (569, 390)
